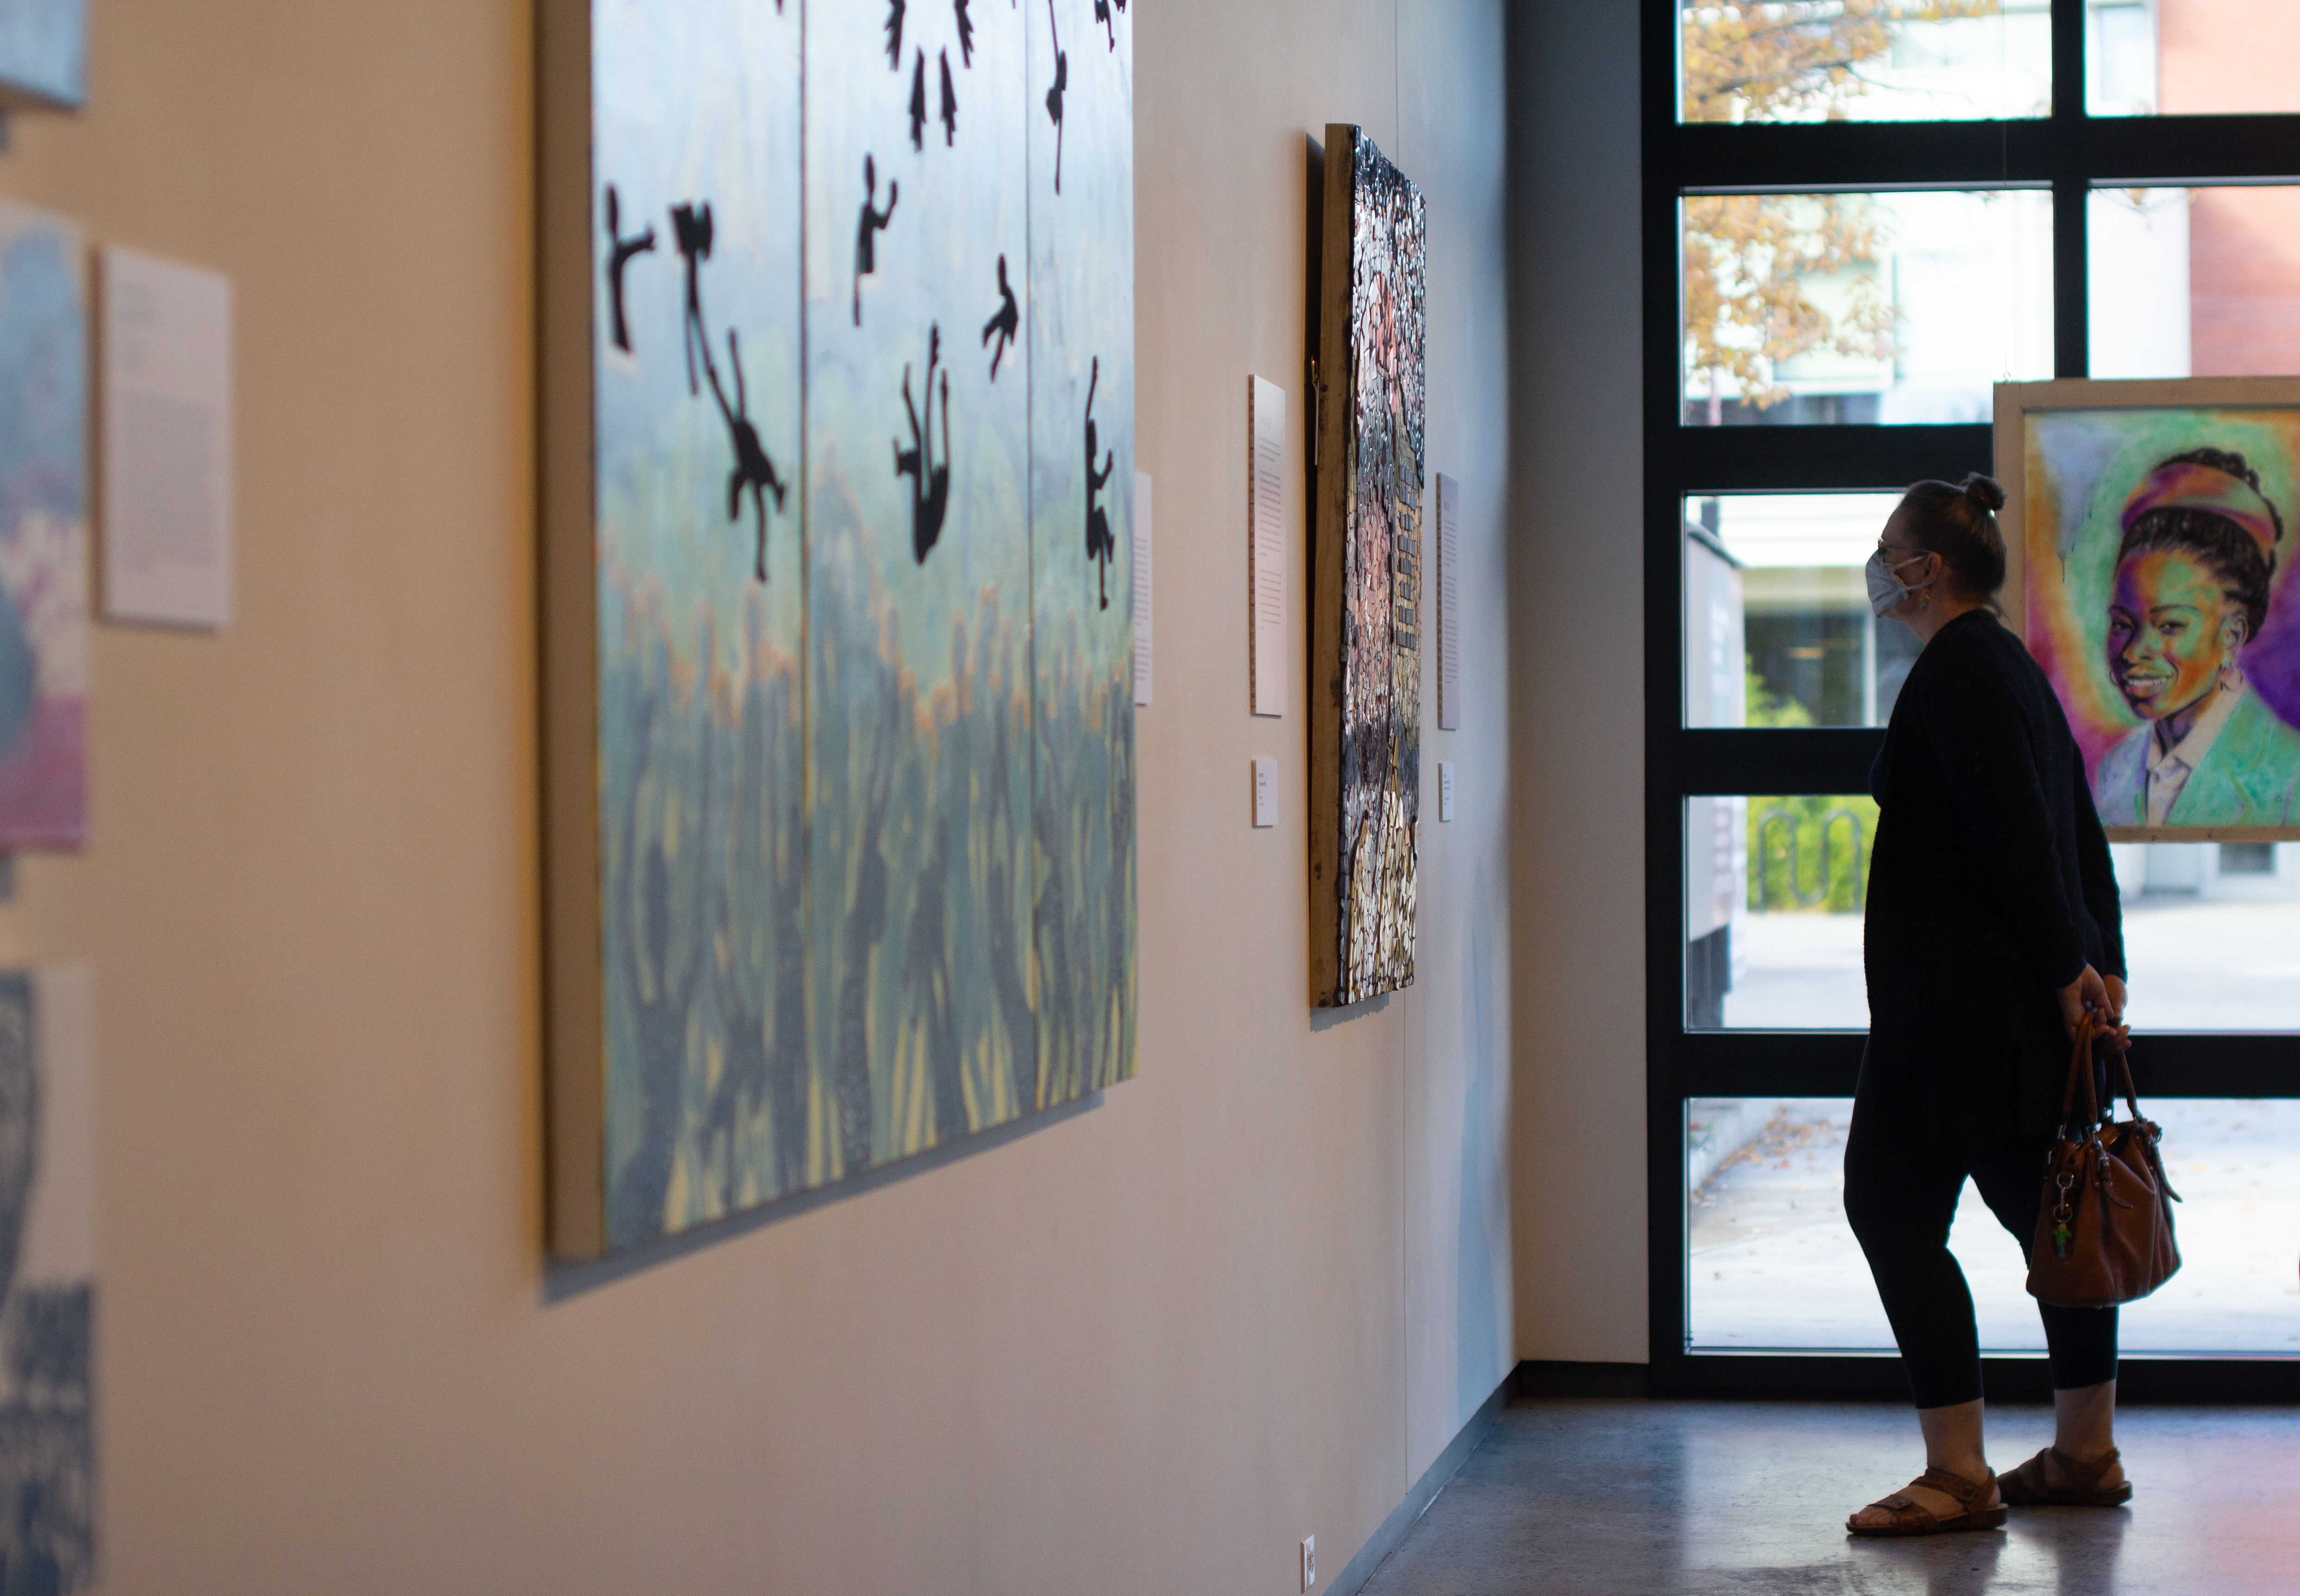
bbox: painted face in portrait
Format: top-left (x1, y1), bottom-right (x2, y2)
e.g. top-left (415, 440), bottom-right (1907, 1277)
top-left (2105, 452), bottom-right (2282, 727)
top-left (2106, 549), bottom-right (2245, 722)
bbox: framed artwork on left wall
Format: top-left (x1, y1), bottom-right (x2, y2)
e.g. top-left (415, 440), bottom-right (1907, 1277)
top-left (0, 0), bottom-right (86, 113)
top-left (1310, 124), bottom-right (1425, 1008)
top-left (0, 966), bottom-right (96, 1590)
top-left (0, 198), bottom-right (87, 851)
top-left (539, 0), bottom-right (1137, 1259)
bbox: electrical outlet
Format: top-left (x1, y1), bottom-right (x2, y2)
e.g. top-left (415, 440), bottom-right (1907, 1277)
top-left (1301, 1534), bottom-right (1316, 1590)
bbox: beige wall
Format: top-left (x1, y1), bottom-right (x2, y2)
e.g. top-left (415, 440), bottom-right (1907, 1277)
top-left (0, 0), bottom-right (1515, 1589)
top-left (1506, 0), bottom-right (1650, 1363)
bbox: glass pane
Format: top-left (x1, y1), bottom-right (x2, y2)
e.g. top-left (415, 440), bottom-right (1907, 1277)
top-left (1680, 1), bottom-right (2052, 125)
top-left (1682, 190), bottom-right (2054, 426)
top-left (1685, 494), bottom-right (1919, 728)
top-left (2113, 843), bottom-right (2300, 1031)
top-left (2091, 186), bottom-right (2300, 380)
top-left (1688, 1098), bottom-right (2300, 1354)
top-left (1688, 820), bottom-right (2300, 1032)
top-left (1685, 795), bottom-right (1873, 1031)
top-left (2088, 0), bottom-right (2300, 117)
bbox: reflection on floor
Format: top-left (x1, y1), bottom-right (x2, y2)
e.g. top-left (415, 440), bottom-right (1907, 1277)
top-left (1359, 1400), bottom-right (2300, 1596)
top-left (1719, 895), bottom-right (2300, 1032)
top-left (1688, 1101), bottom-right (2300, 1354)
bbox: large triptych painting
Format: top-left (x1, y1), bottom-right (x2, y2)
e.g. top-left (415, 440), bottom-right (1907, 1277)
top-left (1311, 125), bottom-right (1425, 1008)
top-left (542, 0), bottom-right (1134, 1258)
top-left (2000, 378), bottom-right (2300, 839)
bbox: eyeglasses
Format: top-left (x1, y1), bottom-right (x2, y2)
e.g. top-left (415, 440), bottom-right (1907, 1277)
top-left (1875, 541), bottom-right (1933, 567)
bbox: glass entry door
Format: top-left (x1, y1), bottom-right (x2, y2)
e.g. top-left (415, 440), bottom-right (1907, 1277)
top-left (1646, 0), bottom-right (2300, 1392)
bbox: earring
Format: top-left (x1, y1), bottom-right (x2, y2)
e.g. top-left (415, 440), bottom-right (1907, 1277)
top-left (1919, 592), bottom-right (1930, 610)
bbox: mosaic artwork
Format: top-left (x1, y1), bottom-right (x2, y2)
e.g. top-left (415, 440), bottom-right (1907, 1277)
top-left (544, 0), bottom-right (1134, 1256)
top-left (2019, 397), bottom-right (2300, 835)
top-left (1311, 126), bottom-right (1425, 1008)
top-left (0, 199), bottom-right (87, 852)
top-left (0, 970), bottom-right (96, 1592)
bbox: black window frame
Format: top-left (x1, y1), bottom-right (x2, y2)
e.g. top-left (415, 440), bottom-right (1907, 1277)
top-left (1642, 0), bottom-right (2300, 1397)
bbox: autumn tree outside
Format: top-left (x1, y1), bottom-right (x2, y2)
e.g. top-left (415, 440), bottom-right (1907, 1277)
top-left (1679, 3), bottom-right (1997, 419)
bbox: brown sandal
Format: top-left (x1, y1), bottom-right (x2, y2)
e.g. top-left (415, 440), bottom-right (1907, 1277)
top-left (1846, 1468), bottom-right (2007, 1538)
top-left (1998, 1445), bottom-right (2133, 1507)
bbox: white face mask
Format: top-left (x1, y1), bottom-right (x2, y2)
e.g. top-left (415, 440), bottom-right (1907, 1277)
top-left (1865, 549), bottom-right (1932, 618)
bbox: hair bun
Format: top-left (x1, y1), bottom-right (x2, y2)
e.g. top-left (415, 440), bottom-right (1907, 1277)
top-left (1962, 473), bottom-right (2006, 513)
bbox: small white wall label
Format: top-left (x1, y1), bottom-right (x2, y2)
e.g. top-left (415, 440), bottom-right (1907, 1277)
top-left (1253, 758), bottom-right (1277, 828)
top-left (1438, 760), bottom-right (1456, 822)
top-left (1249, 376), bottom-right (1286, 718)
top-left (1436, 472), bottom-right (1461, 731)
top-left (101, 245), bottom-right (234, 628)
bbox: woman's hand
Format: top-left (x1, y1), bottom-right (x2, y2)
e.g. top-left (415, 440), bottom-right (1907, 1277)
top-left (2056, 965), bottom-right (2110, 1036)
top-left (2099, 973), bottom-right (2132, 1056)
top-left (2057, 965), bottom-right (2133, 1053)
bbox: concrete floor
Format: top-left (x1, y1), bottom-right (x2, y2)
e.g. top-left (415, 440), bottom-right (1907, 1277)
top-left (1358, 1399), bottom-right (2300, 1596)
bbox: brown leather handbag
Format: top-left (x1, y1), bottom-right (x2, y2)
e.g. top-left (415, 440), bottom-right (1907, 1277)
top-left (2026, 1012), bottom-right (2181, 1309)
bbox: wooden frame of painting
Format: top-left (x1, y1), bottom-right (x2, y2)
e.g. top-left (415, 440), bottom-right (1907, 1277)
top-left (1309, 124), bottom-right (1425, 1008)
top-left (539, 0), bottom-right (1137, 1259)
top-left (1997, 376), bottom-right (2300, 842)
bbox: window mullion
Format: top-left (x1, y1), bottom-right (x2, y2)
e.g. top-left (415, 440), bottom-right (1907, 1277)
top-left (2053, 176), bottom-right (2088, 379)
top-left (2050, 0), bottom-right (2086, 124)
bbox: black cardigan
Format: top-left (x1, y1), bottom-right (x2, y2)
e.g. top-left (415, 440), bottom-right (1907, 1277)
top-left (1861, 609), bottom-right (2126, 1139)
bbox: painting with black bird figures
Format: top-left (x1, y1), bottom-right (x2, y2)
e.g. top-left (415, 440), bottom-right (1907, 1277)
top-left (1030, 0), bottom-right (1134, 1102)
top-left (556, 0), bottom-right (1133, 1257)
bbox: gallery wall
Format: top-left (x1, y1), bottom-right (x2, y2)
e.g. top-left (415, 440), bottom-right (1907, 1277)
top-left (1507, 0), bottom-right (1650, 1363)
top-left (0, 0), bottom-right (1514, 1589)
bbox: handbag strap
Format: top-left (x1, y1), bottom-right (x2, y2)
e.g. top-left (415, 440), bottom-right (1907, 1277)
top-left (2110, 1030), bottom-right (2146, 1125)
top-left (2057, 1009), bottom-right (2101, 1134)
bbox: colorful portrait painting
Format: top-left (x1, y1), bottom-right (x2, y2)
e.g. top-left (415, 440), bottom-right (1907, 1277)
top-left (544, 0), bottom-right (1134, 1257)
top-left (2015, 387), bottom-right (2300, 835)
top-left (0, 199), bottom-right (87, 852)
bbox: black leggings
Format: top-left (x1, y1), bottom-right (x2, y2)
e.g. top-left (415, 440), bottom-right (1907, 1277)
top-left (1843, 1095), bottom-right (2118, 1409)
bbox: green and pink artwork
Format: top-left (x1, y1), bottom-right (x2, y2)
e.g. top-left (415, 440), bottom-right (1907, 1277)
top-left (0, 199), bottom-right (87, 851)
top-left (542, 0), bottom-right (1134, 1256)
top-left (2019, 394), bottom-right (2300, 834)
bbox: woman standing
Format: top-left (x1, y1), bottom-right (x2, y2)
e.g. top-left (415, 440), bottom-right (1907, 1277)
top-left (1844, 475), bottom-right (2136, 1537)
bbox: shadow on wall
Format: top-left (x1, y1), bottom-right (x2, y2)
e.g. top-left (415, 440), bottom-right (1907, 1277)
top-left (1310, 993), bottom-right (1391, 1033)
top-left (542, 1090), bottom-right (1104, 1303)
